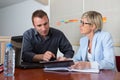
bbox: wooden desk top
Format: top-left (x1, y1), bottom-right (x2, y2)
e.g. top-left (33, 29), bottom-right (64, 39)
top-left (0, 68), bottom-right (120, 80)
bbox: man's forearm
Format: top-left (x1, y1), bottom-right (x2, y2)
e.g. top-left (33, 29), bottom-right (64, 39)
top-left (32, 54), bottom-right (43, 62)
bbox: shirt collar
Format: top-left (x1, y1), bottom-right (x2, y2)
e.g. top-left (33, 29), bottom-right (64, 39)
top-left (34, 28), bottom-right (52, 40)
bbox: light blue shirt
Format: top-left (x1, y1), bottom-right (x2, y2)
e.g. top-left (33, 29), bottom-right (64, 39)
top-left (73, 31), bottom-right (115, 70)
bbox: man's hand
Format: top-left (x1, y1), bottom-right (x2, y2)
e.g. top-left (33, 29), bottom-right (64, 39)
top-left (42, 51), bottom-right (55, 61)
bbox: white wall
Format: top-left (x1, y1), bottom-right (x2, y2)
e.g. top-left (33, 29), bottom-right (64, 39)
top-left (0, 0), bottom-right (50, 36)
top-left (50, 0), bottom-right (83, 45)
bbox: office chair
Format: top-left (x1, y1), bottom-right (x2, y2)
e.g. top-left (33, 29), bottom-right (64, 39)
top-left (115, 56), bottom-right (120, 72)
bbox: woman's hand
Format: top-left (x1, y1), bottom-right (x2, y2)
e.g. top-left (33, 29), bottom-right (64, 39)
top-left (70, 61), bottom-right (91, 69)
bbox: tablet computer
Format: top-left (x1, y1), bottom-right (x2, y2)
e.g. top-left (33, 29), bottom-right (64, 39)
top-left (40, 60), bottom-right (74, 68)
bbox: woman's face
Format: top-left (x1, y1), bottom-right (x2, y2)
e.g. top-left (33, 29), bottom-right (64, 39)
top-left (80, 18), bottom-right (94, 35)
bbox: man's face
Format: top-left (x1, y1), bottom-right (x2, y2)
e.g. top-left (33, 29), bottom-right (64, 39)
top-left (33, 16), bottom-right (49, 38)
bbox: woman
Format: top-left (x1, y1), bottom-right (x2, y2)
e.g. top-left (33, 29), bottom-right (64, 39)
top-left (71, 11), bottom-right (115, 70)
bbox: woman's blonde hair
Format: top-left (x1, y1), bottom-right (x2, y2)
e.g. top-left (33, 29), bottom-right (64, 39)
top-left (81, 11), bottom-right (103, 32)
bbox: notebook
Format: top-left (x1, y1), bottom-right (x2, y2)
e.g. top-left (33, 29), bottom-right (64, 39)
top-left (11, 36), bottom-right (74, 69)
top-left (44, 67), bottom-right (99, 73)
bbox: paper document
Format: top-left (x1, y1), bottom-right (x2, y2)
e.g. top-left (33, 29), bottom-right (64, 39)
top-left (44, 67), bottom-right (99, 73)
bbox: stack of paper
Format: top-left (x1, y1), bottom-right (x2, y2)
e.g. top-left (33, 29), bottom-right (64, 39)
top-left (44, 67), bottom-right (99, 73)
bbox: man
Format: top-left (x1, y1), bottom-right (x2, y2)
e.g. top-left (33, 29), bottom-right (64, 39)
top-left (22, 9), bottom-right (74, 62)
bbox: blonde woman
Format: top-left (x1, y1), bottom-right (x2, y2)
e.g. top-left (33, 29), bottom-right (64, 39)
top-left (71, 11), bottom-right (115, 70)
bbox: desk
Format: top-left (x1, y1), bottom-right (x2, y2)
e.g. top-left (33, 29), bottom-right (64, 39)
top-left (0, 68), bottom-right (120, 80)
